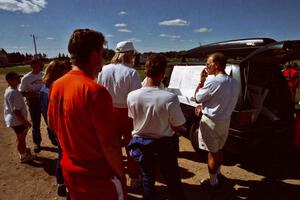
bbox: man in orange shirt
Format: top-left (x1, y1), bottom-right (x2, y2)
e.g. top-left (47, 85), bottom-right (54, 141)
top-left (48, 29), bottom-right (127, 200)
top-left (282, 63), bottom-right (299, 102)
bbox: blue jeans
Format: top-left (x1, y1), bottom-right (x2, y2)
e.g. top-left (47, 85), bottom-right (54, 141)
top-left (28, 97), bottom-right (42, 145)
top-left (138, 135), bottom-right (184, 200)
top-left (42, 112), bottom-right (58, 144)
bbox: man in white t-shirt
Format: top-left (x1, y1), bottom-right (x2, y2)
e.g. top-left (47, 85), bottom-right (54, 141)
top-left (194, 52), bottom-right (240, 188)
top-left (97, 41), bottom-right (142, 189)
top-left (19, 59), bottom-right (54, 153)
top-left (127, 54), bottom-right (186, 200)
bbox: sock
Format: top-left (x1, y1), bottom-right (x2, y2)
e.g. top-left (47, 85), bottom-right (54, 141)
top-left (209, 172), bottom-right (219, 186)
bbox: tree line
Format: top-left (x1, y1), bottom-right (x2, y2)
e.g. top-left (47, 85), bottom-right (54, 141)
top-left (6, 49), bottom-right (194, 67)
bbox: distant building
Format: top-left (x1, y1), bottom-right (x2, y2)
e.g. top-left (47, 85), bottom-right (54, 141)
top-left (0, 48), bottom-right (8, 67)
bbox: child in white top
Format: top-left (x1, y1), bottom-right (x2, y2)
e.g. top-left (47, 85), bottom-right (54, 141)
top-left (4, 72), bottom-right (34, 163)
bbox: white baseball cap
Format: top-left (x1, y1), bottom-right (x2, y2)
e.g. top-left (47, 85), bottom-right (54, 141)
top-left (115, 41), bottom-right (137, 53)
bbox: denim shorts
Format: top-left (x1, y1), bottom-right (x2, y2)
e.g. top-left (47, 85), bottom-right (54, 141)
top-left (11, 125), bottom-right (27, 134)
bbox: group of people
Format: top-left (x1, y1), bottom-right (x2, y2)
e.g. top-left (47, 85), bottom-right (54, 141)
top-left (4, 28), bottom-right (240, 200)
top-left (4, 58), bottom-right (71, 195)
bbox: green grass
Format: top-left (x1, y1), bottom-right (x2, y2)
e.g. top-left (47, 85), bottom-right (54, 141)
top-left (0, 65), bottom-right (31, 75)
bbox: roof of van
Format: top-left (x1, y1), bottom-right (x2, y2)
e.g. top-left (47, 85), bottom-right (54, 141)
top-left (184, 38), bottom-right (277, 59)
top-left (241, 39), bottom-right (300, 64)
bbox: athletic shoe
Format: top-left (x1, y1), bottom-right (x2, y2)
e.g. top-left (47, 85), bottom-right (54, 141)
top-left (20, 153), bottom-right (35, 163)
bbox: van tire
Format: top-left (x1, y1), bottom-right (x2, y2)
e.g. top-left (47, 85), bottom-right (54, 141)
top-left (189, 122), bottom-right (202, 153)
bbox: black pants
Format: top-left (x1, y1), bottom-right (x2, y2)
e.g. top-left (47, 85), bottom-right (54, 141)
top-left (139, 135), bottom-right (184, 200)
top-left (28, 97), bottom-right (56, 145)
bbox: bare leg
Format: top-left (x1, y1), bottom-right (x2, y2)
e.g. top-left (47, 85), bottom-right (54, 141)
top-left (207, 151), bottom-right (221, 174)
top-left (207, 150), bottom-right (224, 186)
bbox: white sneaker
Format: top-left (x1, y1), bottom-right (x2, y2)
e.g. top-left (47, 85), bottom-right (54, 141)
top-left (20, 153), bottom-right (35, 163)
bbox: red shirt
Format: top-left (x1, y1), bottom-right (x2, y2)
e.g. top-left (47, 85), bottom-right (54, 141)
top-left (48, 70), bottom-right (121, 178)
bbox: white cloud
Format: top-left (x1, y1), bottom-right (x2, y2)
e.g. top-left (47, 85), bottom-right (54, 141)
top-left (118, 28), bottom-right (132, 33)
top-left (127, 38), bottom-right (141, 42)
top-left (105, 34), bottom-right (113, 38)
top-left (118, 10), bottom-right (127, 15)
top-left (11, 46), bottom-right (25, 49)
top-left (160, 33), bottom-right (181, 40)
top-left (46, 37), bottom-right (55, 40)
top-left (115, 23), bottom-right (127, 28)
top-left (159, 19), bottom-right (189, 26)
top-left (194, 27), bottom-right (212, 33)
top-left (0, 0), bottom-right (47, 14)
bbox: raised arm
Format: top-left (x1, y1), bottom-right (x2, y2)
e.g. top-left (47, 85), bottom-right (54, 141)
top-left (194, 69), bottom-right (208, 100)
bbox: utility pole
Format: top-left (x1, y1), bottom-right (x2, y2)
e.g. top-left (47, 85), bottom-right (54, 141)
top-left (31, 34), bottom-right (38, 58)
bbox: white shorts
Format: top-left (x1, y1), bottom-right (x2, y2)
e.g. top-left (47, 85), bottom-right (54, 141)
top-left (198, 115), bottom-right (230, 153)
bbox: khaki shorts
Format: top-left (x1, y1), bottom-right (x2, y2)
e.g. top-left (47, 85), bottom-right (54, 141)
top-left (198, 115), bottom-right (230, 153)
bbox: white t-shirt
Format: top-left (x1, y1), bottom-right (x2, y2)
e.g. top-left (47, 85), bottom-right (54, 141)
top-left (19, 71), bottom-right (44, 93)
top-left (97, 63), bottom-right (141, 108)
top-left (127, 87), bottom-right (186, 139)
top-left (195, 73), bottom-right (240, 120)
top-left (4, 87), bottom-right (28, 127)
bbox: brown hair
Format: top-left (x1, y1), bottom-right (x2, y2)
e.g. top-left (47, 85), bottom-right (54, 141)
top-left (30, 59), bottom-right (42, 66)
top-left (209, 52), bottom-right (227, 70)
top-left (68, 29), bottom-right (105, 65)
top-left (144, 54), bottom-right (167, 78)
top-left (42, 60), bottom-right (69, 87)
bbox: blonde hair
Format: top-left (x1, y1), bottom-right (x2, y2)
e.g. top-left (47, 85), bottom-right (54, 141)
top-left (42, 60), bottom-right (69, 87)
top-left (111, 51), bottom-right (134, 65)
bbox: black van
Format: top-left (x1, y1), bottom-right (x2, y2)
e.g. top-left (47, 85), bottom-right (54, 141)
top-left (167, 38), bottom-right (300, 153)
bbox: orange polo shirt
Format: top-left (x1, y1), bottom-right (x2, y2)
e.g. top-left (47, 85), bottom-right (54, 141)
top-left (48, 70), bottom-right (122, 179)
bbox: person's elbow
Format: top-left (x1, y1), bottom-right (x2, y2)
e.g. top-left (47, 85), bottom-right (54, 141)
top-left (171, 124), bottom-right (187, 136)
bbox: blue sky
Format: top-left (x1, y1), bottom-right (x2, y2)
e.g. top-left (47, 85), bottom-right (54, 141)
top-left (0, 0), bottom-right (299, 58)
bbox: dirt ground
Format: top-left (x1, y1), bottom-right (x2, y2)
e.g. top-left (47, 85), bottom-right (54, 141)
top-left (0, 74), bottom-right (300, 200)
